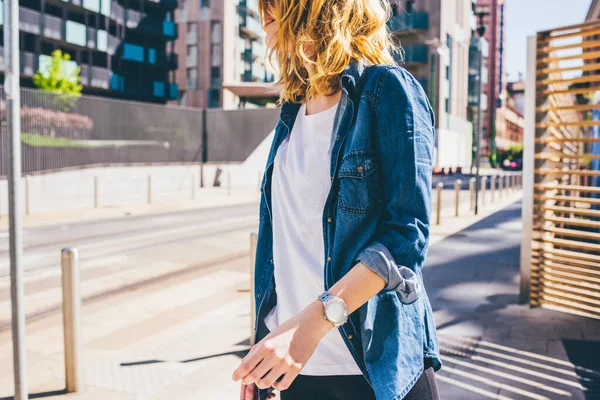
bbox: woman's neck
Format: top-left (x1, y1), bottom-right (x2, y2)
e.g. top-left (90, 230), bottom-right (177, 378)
top-left (304, 64), bottom-right (342, 116)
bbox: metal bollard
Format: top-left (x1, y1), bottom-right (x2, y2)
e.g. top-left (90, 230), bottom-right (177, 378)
top-left (94, 176), bottom-right (99, 208)
top-left (191, 174), bottom-right (196, 200)
top-left (499, 174), bottom-right (503, 198)
top-left (61, 248), bottom-right (83, 393)
top-left (250, 233), bottom-right (258, 346)
top-left (481, 176), bottom-right (487, 206)
top-left (25, 175), bottom-right (31, 215)
top-left (454, 179), bottom-right (461, 217)
top-left (436, 182), bottom-right (443, 225)
top-left (227, 170), bottom-right (232, 196)
top-left (491, 176), bottom-right (496, 203)
top-left (469, 178), bottom-right (476, 211)
top-left (509, 174), bottom-right (513, 192)
top-left (147, 175), bottom-right (152, 204)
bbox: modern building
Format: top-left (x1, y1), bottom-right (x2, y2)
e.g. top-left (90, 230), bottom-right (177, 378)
top-left (474, 0), bottom-right (507, 164)
top-left (0, 0), bottom-right (179, 103)
top-left (174, 0), bottom-right (276, 109)
top-left (390, 0), bottom-right (474, 171)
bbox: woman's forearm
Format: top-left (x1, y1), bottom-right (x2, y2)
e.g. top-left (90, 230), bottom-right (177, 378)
top-left (328, 262), bottom-right (386, 314)
top-left (303, 262), bottom-right (386, 333)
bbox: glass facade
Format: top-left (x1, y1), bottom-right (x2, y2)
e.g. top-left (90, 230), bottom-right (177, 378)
top-left (66, 21), bottom-right (87, 47)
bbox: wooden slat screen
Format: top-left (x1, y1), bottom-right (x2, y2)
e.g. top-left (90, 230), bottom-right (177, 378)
top-left (529, 21), bottom-right (600, 319)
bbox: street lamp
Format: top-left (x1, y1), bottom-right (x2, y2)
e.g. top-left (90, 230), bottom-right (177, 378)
top-left (474, 11), bottom-right (488, 215)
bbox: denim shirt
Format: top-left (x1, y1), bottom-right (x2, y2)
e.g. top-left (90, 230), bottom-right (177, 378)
top-left (254, 59), bottom-right (441, 400)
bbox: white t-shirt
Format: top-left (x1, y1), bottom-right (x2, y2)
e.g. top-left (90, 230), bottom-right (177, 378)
top-left (264, 102), bottom-right (362, 376)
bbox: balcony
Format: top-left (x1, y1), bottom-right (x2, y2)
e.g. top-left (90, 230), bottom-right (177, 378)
top-left (87, 27), bottom-right (97, 48)
top-left (20, 52), bottom-right (36, 76)
top-left (169, 83), bottom-right (178, 100)
top-left (388, 11), bottom-right (429, 32)
top-left (43, 15), bottom-right (64, 41)
top-left (153, 81), bottom-right (165, 97)
top-left (110, 73), bottom-right (125, 92)
top-left (122, 43), bottom-right (145, 62)
top-left (110, 2), bottom-right (124, 25)
top-left (167, 52), bottom-right (178, 70)
top-left (90, 66), bottom-right (110, 89)
top-left (107, 34), bottom-right (120, 55)
top-left (238, 7), bottom-right (262, 40)
top-left (80, 64), bottom-right (90, 85)
top-left (19, 8), bottom-right (41, 35)
top-left (162, 20), bottom-right (176, 38)
top-left (403, 44), bottom-right (429, 64)
top-left (126, 9), bottom-right (144, 29)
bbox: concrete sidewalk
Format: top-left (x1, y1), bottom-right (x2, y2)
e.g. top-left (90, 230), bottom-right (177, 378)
top-left (429, 201), bottom-right (600, 399)
top-left (5, 192), bottom-right (599, 400)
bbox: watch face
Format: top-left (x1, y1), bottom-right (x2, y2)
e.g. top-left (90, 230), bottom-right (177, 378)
top-left (325, 297), bottom-right (348, 324)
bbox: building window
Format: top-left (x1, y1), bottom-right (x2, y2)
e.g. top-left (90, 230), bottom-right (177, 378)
top-left (208, 88), bottom-right (220, 108)
top-left (187, 68), bottom-right (198, 90)
top-left (188, 22), bottom-right (198, 35)
top-left (210, 20), bottom-right (222, 44)
top-left (200, 0), bottom-right (209, 8)
top-left (187, 44), bottom-right (198, 67)
top-left (406, 0), bottom-right (414, 13)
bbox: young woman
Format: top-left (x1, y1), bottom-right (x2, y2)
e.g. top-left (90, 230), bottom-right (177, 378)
top-left (232, 0), bottom-right (441, 399)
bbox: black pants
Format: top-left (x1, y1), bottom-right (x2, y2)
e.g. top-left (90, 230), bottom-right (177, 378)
top-left (257, 317), bottom-right (439, 400)
top-left (280, 362), bottom-right (439, 400)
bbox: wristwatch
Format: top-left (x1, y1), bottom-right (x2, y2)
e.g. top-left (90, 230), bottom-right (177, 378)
top-left (317, 291), bottom-right (349, 328)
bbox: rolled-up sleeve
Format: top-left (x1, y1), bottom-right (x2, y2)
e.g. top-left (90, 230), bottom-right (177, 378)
top-left (355, 67), bottom-right (435, 304)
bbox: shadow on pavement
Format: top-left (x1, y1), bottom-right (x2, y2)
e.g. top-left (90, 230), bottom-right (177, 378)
top-left (0, 389), bottom-right (67, 400)
top-left (425, 201), bottom-right (600, 399)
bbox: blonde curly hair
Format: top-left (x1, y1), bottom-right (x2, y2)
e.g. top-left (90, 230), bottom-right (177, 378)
top-left (258, 0), bottom-right (399, 104)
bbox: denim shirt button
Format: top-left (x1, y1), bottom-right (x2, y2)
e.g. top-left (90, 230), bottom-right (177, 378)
top-left (327, 256), bottom-right (332, 262)
top-left (257, 293), bottom-right (261, 298)
top-left (269, 259), bottom-right (273, 264)
top-left (347, 333), bottom-right (353, 340)
top-left (327, 217), bottom-right (333, 223)
top-left (336, 135), bottom-right (340, 140)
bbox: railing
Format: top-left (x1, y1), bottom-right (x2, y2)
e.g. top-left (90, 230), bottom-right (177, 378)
top-left (110, 2), bottom-right (124, 25)
top-left (388, 11), bottom-right (429, 32)
top-left (43, 14), bottom-right (64, 41)
top-left (20, 51), bottom-right (36, 76)
top-left (19, 7), bottom-right (41, 35)
top-left (80, 65), bottom-right (90, 86)
top-left (403, 44), bottom-right (429, 64)
top-left (87, 27), bottom-right (97, 49)
top-left (107, 35), bottom-right (120, 55)
top-left (126, 9), bottom-right (144, 29)
top-left (521, 20), bottom-right (600, 319)
top-left (90, 67), bottom-right (110, 89)
top-left (0, 86), bottom-right (280, 178)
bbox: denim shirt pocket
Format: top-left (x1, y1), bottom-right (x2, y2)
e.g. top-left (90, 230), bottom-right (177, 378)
top-left (337, 150), bottom-right (379, 214)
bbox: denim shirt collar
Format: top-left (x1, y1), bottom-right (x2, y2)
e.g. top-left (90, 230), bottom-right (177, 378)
top-left (279, 57), bottom-right (365, 124)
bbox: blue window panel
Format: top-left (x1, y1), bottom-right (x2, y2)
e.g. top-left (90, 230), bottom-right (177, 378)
top-left (148, 48), bottom-right (156, 64)
top-left (97, 30), bottom-right (108, 52)
top-left (163, 20), bottom-right (176, 37)
top-left (0, 1), bottom-right (3, 25)
top-left (123, 43), bottom-right (144, 62)
top-left (169, 83), bottom-right (178, 99)
top-left (83, 0), bottom-right (100, 12)
top-left (100, 0), bottom-right (111, 16)
top-left (66, 21), bottom-right (87, 47)
top-left (110, 73), bottom-right (124, 91)
top-left (153, 81), bottom-right (165, 97)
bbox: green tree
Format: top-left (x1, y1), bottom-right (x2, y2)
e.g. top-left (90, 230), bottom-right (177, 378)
top-left (33, 49), bottom-right (83, 111)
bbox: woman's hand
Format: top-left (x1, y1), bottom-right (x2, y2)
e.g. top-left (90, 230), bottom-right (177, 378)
top-left (233, 300), bottom-right (333, 392)
top-left (239, 383), bottom-right (276, 400)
